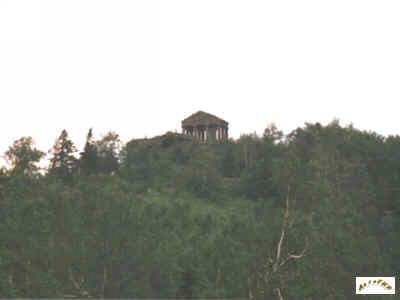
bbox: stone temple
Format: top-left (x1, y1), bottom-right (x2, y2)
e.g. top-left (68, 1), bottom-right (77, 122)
top-left (182, 111), bottom-right (228, 142)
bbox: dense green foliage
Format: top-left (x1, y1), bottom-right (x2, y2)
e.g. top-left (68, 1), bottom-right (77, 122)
top-left (0, 123), bottom-right (398, 298)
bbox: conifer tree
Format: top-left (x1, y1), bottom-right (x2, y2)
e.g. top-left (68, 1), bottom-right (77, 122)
top-left (49, 129), bottom-right (77, 181)
top-left (79, 128), bottom-right (98, 175)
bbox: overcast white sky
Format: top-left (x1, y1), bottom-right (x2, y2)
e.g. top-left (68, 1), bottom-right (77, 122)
top-left (1, 0), bottom-right (400, 165)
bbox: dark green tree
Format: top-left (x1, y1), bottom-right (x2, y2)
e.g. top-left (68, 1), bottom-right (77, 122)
top-left (5, 137), bottom-right (44, 175)
top-left (48, 129), bottom-right (77, 182)
top-left (95, 131), bottom-right (121, 175)
top-left (79, 129), bottom-right (98, 175)
top-left (178, 150), bottom-right (222, 199)
top-left (0, 121), bottom-right (398, 298)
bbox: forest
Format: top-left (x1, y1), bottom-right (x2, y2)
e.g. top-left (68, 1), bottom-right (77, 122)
top-left (0, 121), bottom-right (398, 299)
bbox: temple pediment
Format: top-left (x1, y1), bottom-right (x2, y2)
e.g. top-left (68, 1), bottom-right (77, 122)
top-left (182, 111), bottom-right (228, 142)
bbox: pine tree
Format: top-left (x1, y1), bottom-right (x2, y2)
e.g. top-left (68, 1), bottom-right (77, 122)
top-left (79, 128), bottom-right (98, 175)
top-left (49, 129), bottom-right (77, 182)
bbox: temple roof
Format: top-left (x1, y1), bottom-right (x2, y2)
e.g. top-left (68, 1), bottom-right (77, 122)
top-left (182, 111), bottom-right (228, 127)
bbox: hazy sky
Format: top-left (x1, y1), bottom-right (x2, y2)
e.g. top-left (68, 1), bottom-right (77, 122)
top-left (1, 0), bottom-right (400, 165)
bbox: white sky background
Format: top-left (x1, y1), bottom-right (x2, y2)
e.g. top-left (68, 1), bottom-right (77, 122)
top-left (1, 0), bottom-right (400, 166)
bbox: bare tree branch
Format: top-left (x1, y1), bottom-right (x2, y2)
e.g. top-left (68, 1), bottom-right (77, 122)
top-left (280, 237), bottom-right (309, 267)
top-left (273, 185), bottom-right (290, 272)
top-left (252, 184), bottom-right (309, 299)
top-left (275, 287), bottom-right (284, 300)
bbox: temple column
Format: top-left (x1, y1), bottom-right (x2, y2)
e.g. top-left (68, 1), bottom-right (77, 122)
top-left (209, 126), bottom-right (216, 142)
top-left (200, 127), bottom-right (204, 142)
